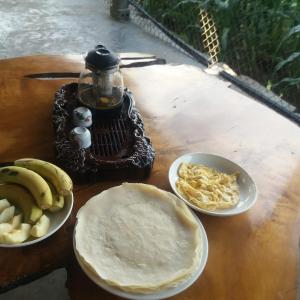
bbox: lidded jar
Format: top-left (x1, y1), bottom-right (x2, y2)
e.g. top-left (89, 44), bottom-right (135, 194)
top-left (78, 45), bottom-right (124, 115)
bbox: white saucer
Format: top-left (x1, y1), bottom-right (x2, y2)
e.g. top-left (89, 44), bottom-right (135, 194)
top-left (169, 153), bottom-right (257, 216)
top-left (73, 209), bottom-right (208, 300)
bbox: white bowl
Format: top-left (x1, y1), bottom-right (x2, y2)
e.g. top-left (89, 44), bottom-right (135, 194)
top-left (169, 153), bottom-right (257, 216)
top-left (73, 209), bottom-right (208, 300)
top-left (0, 192), bottom-right (74, 248)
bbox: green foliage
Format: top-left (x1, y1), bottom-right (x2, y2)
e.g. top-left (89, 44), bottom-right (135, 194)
top-left (139, 0), bottom-right (300, 109)
top-left (274, 52), bottom-right (300, 73)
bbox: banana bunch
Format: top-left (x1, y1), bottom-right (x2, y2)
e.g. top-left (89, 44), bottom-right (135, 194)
top-left (0, 158), bottom-right (73, 244)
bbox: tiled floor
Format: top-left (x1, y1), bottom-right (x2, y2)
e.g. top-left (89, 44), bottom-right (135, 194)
top-left (0, 0), bottom-right (199, 299)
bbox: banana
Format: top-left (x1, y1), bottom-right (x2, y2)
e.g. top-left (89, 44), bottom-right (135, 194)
top-left (30, 215), bottom-right (50, 238)
top-left (14, 158), bottom-right (73, 196)
top-left (0, 166), bottom-right (52, 210)
top-left (0, 223), bottom-right (31, 244)
top-left (0, 206), bottom-right (15, 223)
top-left (0, 184), bottom-right (42, 224)
top-left (47, 182), bottom-right (64, 212)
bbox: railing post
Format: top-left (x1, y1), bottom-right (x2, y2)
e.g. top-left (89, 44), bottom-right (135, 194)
top-left (110, 0), bottom-right (130, 21)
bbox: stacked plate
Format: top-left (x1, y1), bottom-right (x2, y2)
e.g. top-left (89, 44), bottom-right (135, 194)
top-left (73, 183), bottom-right (208, 300)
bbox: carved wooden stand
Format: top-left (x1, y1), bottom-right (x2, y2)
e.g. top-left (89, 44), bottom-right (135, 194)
top-left (53, 83), bottom-right (155, 182)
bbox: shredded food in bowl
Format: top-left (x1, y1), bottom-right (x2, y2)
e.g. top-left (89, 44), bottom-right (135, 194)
top-left (176, 163), bottom-right (240, 210)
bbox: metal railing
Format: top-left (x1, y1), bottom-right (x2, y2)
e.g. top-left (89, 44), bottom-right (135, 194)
top-left (110, 0), bottom-right (300, 124)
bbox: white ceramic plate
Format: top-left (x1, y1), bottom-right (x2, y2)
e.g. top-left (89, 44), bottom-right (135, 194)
top-left (0, 192), bottom-right (73, 248)
top-left (169, 153), bottom-right (257, 216)
top-left (73, 209), bottom-right (208, 300)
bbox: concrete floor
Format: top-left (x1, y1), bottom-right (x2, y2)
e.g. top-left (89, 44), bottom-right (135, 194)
top-left (0, 0), bottom-right (197, 65)
top-left (0, 269), bottom-right (69, 300)
top-left (0, 0), bottom-right (199, 299)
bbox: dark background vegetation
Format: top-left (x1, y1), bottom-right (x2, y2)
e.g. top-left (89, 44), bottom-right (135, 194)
top-left (138, 0), bottom-right (300, 110)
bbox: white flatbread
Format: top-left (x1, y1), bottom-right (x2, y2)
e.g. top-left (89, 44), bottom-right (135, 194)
top-left (75, 183), bottom-right (201, 293)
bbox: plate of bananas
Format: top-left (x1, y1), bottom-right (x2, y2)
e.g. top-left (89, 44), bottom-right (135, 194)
top-left (0, 158), bottom-right (74, 247)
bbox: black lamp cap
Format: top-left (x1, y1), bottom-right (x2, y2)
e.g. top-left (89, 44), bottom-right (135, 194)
top-left (85, 45), bottom-right (120, 72)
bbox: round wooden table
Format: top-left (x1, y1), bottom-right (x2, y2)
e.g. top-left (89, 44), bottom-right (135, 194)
top-left (0, 54), bottom-right (299, 300)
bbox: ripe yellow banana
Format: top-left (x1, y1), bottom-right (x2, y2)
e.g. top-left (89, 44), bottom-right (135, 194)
top-left (0, 166), bottom-right (52, 210)
top-left (47, 182), bottom-right (64, 212)
top-left (14, 158), bottom-right (73, 196)
top-left (0, 184), bottom-right (42, 224)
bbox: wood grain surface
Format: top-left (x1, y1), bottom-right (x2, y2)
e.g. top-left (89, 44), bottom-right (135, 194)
top-left (0, 55), bottom-right (299, 300)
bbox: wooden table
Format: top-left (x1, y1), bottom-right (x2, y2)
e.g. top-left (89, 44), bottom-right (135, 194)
top-left (0, 54), bottom-right (300, 300)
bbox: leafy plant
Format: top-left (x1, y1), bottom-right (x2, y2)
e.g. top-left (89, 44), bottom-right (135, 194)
top-left (139, 0), bottom-right (300, 110)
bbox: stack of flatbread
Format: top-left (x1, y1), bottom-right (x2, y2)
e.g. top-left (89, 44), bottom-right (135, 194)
top-left (74, 183), bottom-right (201, 294)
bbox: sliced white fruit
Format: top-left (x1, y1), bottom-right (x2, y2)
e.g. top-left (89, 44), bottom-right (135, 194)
top-left (10, 214), bottom-right (22, 229)
top-left (0, 223), bottom-right (13, 235)
top-left (30, 215), bottom-right (50, 238)
top-left (0, 206), bottom-right (15, 223)
top-left (0, 199), bottom-right (10, 213)
top-left (0, 214), bottom-right (23, 238)
top-left (0, 223), bottom-right (31, 244)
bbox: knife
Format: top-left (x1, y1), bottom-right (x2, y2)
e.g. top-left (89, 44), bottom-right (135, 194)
top-left (24, 58), bottom-right (166, 79)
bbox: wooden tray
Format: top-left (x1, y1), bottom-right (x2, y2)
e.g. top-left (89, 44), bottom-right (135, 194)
top-left (53, 83), bottom-right (155, 182)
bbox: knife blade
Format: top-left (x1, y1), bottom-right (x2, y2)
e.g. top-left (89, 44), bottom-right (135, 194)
top-left (24, 58), bottom-right (166, 79)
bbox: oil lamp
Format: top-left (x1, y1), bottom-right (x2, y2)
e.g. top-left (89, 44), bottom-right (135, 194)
top-left (78, 45), bottom-right (124, 116)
